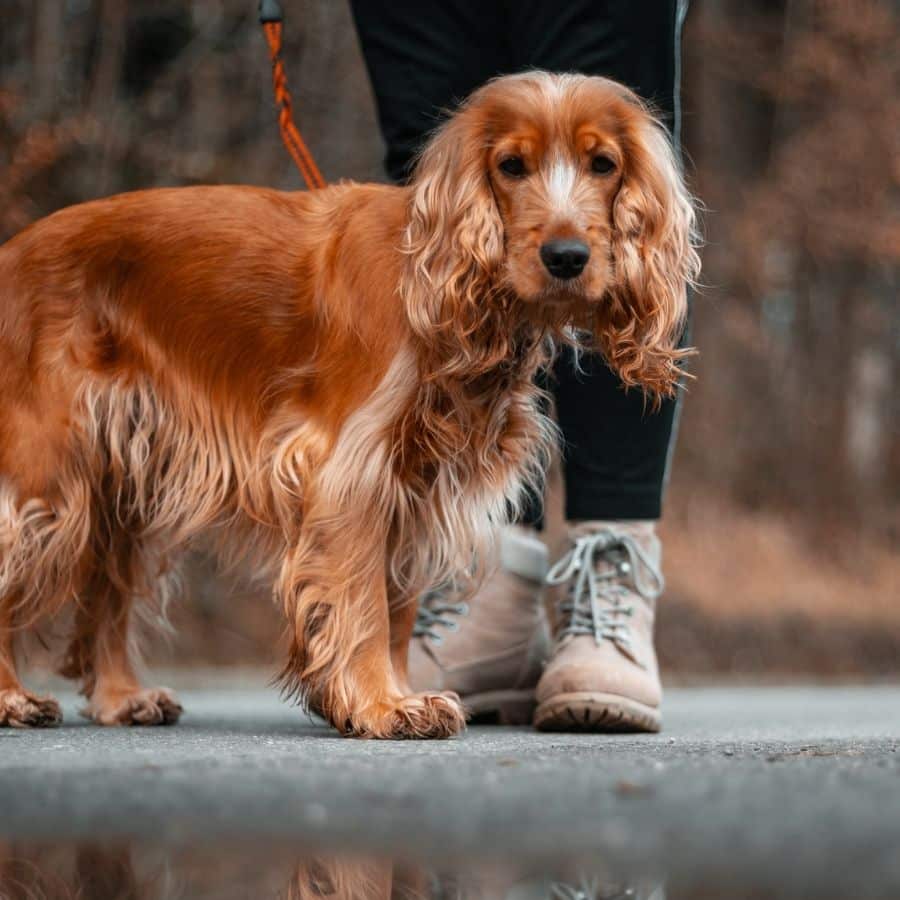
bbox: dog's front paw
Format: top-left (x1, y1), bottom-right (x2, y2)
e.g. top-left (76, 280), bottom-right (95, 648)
top-left (350, 691), bottom-right (466, 740)
top-left (83, 686), bottom-right (182, 726)
top-left (0, 688), bottom-right (63, 728)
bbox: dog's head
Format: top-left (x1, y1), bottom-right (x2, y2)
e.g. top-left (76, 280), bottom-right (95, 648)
top-left (403, 71), bottom-right (700, 397)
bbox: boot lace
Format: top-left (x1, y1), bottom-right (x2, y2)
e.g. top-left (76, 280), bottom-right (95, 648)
top-left (551, 880), bottom-right (646, 900)
top-left (551, 879), bottom-right (663, 900)
top-left (546, 529), bottom-right (663, 654)
top-left (412, 587), bottom-right (469, 646)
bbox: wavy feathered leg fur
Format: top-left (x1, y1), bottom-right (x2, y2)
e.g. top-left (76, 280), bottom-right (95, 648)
top-left (0, 72), bottom-right (698, 738)
top-left (61, 542), bottom-right (183, 727)
top-left (276, 496), bottom-right (465, 739)
top-left (0, 600), bottom-right (62, 728)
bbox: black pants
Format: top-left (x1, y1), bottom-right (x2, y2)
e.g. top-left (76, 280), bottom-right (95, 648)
top-left (351, 0), bottom-right (689, 522)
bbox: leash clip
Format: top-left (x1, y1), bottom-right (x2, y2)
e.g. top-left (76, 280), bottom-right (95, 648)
top-left (259, 0), bottom-right (284, 25)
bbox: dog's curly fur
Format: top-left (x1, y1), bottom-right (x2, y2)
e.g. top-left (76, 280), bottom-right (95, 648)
top-left (0, 72), bottom-right (698, 737)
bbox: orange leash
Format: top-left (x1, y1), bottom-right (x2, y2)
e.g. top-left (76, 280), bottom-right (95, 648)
top-left (259, 1), bottom-right (326, 190)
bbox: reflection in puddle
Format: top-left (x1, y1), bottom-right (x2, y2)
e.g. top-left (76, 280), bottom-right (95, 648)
top-left (0, 844), bottom-right (667, 900)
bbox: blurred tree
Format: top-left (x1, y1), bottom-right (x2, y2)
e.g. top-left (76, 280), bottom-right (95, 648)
top-left (682, 0), bottom-right (898, 546)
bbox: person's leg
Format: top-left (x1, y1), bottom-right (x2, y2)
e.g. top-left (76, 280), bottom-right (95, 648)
top-left (551, 347), bottom-right (683, 522)
top-left (513, 0), bottom-right (683, 130)
top-left (513, 0), bottom-right (688, 525)
top-left (509, 0), bottom-right (692, 732)
top-left (350, 0), bottom-right (506, 183)
top-left (356, 0), bottom-right (689, 522)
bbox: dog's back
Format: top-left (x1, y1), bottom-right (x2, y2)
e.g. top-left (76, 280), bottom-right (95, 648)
top-left (0, 180), bottom-right (407, 642)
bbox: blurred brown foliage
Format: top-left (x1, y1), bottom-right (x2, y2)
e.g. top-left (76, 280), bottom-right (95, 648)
top-left (1, 1), bottom-right (897, 672)
top-left (681, 0), bottom-right (898, 546)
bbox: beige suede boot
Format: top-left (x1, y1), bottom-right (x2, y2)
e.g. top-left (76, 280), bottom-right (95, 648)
top-left (534, 521), bottom-right (664, 733)
top-left (407, 525), bottom-right (552, 724)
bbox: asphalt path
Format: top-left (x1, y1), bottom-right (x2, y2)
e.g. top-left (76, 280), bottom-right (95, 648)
top-left (1, 682), bottom-right (898, 898)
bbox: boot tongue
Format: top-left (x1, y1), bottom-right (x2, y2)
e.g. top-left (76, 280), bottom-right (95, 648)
top-left (567, 520), bottom-right (662, 601)
top-left (551, 522), bottom-right (664, 667)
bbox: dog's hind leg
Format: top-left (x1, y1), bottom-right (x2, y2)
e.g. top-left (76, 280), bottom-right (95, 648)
top-left (62, 538), bottom-right (182, 727)
top-left (0, 594), bottom-right (63, 728)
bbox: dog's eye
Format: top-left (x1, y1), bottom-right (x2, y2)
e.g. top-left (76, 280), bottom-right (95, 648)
top-left (591, 155), bottom-right (616, 175)
top-left (498, 156), bottom-right (527, 178)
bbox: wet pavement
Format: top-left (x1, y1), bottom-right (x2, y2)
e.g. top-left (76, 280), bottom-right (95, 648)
top-left (1, 683), bottom-right (898, 898)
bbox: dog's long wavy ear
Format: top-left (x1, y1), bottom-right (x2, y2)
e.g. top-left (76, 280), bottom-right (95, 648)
top-left (600, 101), bottom-right (701, 404)
top-left (401, 97), bottom-right (505, 351)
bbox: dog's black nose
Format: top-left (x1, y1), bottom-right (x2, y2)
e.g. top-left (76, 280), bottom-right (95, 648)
top-left (539, 239), bottom-right (591, 280)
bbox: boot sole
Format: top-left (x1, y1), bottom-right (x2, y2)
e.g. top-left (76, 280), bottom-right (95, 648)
top-left (463, 689), bottom-right (536, 726)
top-left (533, 692), bottom-right (661, 733)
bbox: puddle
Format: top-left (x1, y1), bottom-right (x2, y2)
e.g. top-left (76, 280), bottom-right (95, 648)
top-left (0, 842), bottom-right (707, 900)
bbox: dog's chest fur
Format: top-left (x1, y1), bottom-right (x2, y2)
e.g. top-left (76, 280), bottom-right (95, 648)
top-left (377, 338), bottom-right (553, 589)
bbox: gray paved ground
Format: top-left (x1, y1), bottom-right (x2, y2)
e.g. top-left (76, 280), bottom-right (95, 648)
top-left (1, 682), bottom-right (898, 898)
